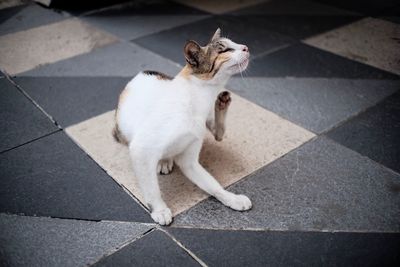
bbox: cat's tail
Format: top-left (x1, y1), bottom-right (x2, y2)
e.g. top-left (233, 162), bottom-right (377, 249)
top-left (112, 124), bottom-right (128, 145)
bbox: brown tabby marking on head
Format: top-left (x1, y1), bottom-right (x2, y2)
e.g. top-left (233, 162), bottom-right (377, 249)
top-left (181, 36), bottom-right (231, 80)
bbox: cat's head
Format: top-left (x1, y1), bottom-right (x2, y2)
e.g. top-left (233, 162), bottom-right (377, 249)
top-left (183, 28), bottom-right (249, 81)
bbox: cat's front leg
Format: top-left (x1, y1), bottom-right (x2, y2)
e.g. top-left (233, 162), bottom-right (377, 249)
top-left (214, 91), bottom-right (231, 141)
top-left (129, 143), bottom-right (172, 225)
top-left (176, 141), bottom-right (252, 211)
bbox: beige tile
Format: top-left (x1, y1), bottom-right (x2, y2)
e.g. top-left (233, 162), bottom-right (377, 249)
top-left (305, 18), bottom-right (400, 75)
top-left (174, 0), bottom-right (268, 14)
top-left (66, 93), bottom-right (314, 216)
top-left (0, 0), bottom-right (27, 10)
top-left (0, 18), bottom-right (117, 75)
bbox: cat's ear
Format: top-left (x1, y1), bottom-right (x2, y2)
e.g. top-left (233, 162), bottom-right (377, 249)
top-left (184, 40), bottom-right (201, 67)
top-left (210, 28), bottom-right (221, 43)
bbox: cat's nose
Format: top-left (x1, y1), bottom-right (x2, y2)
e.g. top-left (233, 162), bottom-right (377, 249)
top-left (242, 45), bottom-right (249, 52)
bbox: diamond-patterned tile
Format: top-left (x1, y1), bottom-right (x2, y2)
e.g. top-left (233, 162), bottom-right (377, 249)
top-left (133, 15), bottom-right (294, 65)
top-left (174, 0), bottom-right (267, 14)
top-left (228, 77), bottom-right (400, 133)
top-left (66, 94), bottom-right (314, 216)
top-left (0, 4), bottom-right (68, 35)
top-left (305, 17), bottom-right (400, 75)
top-left (0, 18), bottom-right (117, 75)
top-left (231, 0), bottom-right (362, 40)
top-left (327, 91), bottom-right (400, 173)
top-left (19, 42), bottom-right (180, 77)
top-left (0, 74), bottom-right (58, 152)
top-left (0, 214), bottom-right (153, 267)
top-left (0, 131), bottom-right (151, 222)
top-left (247, 43), bottom-right (400, 79)
top-left (174, 137), bottom-right (400, 232)
top-left (83, 0), bottom-right (208, 40)
top-left (313, 0), bottom-right (398, 16)
top-left (168, 228), bottom-right (400, 266)
top-left (94, 230), bottom-right (200, 267)
top-left (14, 77), bottom-right (131, 127)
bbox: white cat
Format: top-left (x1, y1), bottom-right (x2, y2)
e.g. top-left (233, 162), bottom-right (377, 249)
top-left (113, 29), bottom-right (252, 225)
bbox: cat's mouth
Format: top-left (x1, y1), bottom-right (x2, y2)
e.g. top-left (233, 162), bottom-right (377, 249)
top-left (230, 58), bottom-right (249, 72)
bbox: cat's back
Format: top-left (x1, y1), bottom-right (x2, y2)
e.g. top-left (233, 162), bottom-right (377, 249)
top-left (116, 70), bottom-right (191, 142)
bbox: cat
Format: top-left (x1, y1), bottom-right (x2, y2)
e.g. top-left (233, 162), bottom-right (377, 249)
top-left (113, 28), bottom-right (252, 225)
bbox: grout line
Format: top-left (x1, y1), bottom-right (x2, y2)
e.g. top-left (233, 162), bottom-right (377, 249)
top-left (159, 227), bottom-right (208, 267)
top-left (4, 71), bottom-right (62, 129)
top-left (88, 227), bottom-right (157, 266)
top-left (0, 129), bottom-right (61, 155)
top-left (168, 224), bottom-right (400, 234)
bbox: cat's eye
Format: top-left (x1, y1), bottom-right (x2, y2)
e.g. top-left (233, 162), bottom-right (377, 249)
top-left (219, 48), bottom-right (234, 54)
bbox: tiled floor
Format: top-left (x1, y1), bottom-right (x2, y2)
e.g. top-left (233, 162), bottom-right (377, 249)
top-left (0, 0), bottom-right (399, 266)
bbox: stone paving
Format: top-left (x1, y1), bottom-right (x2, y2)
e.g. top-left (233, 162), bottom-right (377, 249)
top-left (0, 0), bottom-right (399, 266)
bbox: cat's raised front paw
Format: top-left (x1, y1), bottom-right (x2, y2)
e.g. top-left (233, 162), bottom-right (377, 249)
top-left (151, 208), bottom-right (173, 225)
top-left (216, 91), bottom-right (231, 111)
top-left (222, 192), bottom-right (252, 211)
top-left (157, 158), bottom-right (174, 175)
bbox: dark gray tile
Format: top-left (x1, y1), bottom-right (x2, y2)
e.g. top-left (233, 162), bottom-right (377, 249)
top-left (231, 0), bottom-right (362, 40)
top-left (14, 77), bottom-right (130, 127)
top-left (94, 230), bottom-right (200, 267)
top-left (0, 131), bottom-right (151, 222)
top-left (84, 1), bottom-right (208, 40)
top-left (327, 91), bottom-right (400, 173)
top-left (133, 15), bottom-right (294, 65)
top-left (174, 137), bottom-right (400, 232)
top-left (168, 228), bottom-right (400, 267)
top-left (0, 4), bottom-right (68, 35)
top-left (0, 75), bottom-right (58, 152)
top-left (314, 0), bottom-right (398, 16)
top-left (0, 214), bottom-right (153, 267)
top-left (51, 0), bottom-right (130, 16)
top-left (247, 43), bottom-right (400, 79)
top-left (228, 77), bottom-right (400, 133)
top-left (19, 42), bottom-right (180, 77)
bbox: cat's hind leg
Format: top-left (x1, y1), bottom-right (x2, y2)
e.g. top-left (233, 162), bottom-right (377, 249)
top-left (129, 143), bottom-right (172, 225)
top-left (157, 158), bottom-right (174, 175)
top-left (175, 140), bottom-right (252, 211)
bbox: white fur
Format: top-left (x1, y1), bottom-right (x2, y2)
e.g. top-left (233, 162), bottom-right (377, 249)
top-left (117, 36), bottom-right (251, 225)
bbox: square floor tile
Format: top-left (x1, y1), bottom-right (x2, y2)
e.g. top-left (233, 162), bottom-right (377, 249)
top-left (0, 214), bottom-right (153, 267)
top-left (0, 131), bottom-right (151, 222)
top-left (228, 77), bottom-right (400, 133)
top-left (231, 0), bottom-right (361, 40)
top-left (83, 0), bottom-right (208, 40)
top-left (327, 91), bottom-right (400, 173)
top-left (0, 0), bottom-right (25, 10)
top-left (305, 18), bottom-right (400, 75)
top-left (66, 94), bottom-right (314, 216)
top-left (0, 18), bottom-right (117, 75)
top-left (19, 42), bottom-right (181, 77)
top-left (314, 0), bottom-right (398, 16)
top-left (169, 228), bottom-right (400, 266)
top-left (247, 43), bottom-right (400, 79)
top-left (14, 77), bottom-right (130, 127)
top-left (173, 137), bottom-right (400, 232)
top-left (0, 75), bottom-right (57, 152)
top-left (174, 0), bottom-right (267, 14)
top-left (94, 230), bottom-right (199, 267)
top-left (133, 15), bottom-right (294, 65)
top-left (51, 0), bottom-right (130, 16)
top-left (0, 4), bottom-right (68, 35)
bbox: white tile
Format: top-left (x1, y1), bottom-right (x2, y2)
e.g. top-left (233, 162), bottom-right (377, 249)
top-left (305, 18), bottom-right (400, 75)
top-left (0, 18), bottom-right (117, 75)
top-left (66, 93), bottom-right (314, 216)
